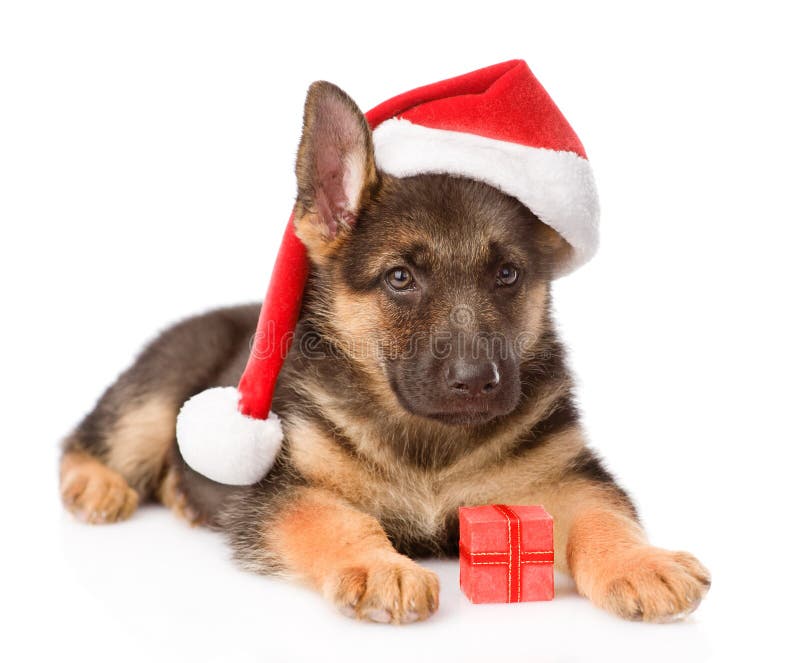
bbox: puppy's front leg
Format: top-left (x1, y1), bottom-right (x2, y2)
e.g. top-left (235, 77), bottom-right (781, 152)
top-left (268, 487), bottom-right (439, 624)
top-left (555, 483), bottom-right (711, 622)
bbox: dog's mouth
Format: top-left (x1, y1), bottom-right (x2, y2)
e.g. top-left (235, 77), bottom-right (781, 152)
top-left (387, 365), bottom-right (521, 427)
top-left (389, 378), bottom-right (516, 426)
top-left (424, 409), bottom-right (500, 426)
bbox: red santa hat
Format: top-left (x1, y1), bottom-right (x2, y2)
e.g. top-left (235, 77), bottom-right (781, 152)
top-left (176, 59), bottom-right (600, 485)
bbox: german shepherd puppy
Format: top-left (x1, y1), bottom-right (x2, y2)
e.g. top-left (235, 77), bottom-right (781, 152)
top-left (59, 82), bottom-right (710, 624)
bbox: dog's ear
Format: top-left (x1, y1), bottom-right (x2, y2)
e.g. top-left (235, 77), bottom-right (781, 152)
top-left (293, 81), bottom-right (377, 261)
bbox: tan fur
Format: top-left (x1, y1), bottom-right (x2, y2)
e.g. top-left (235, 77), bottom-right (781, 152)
top-left (322, 287), bottom-right (414, 417)
top-left (60, 449), bottom-right (138, 523)
top-left (519, 282), bottom-right (549, 356)
top-left (157, 466), bottom-right (203, 526)
top-left (285, 410), bottom-right (710, 622)
top-left (294, 212), bottom-right (355, 264)
top-left (269, 486), bottom-right (439, 623)
top-left (106, 396), bottom-right (176, 493)
top-left (564, 496), bottom-right (711, 622)
top-left (285, 414), bottom-right (585, 548)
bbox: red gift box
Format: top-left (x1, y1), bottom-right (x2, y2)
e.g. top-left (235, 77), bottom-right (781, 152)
top-left (459, 504), bottom-right (554, 603)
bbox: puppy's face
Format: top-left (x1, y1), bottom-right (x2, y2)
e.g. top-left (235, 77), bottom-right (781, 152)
top-left (293, 83), bottom-right (569, 426)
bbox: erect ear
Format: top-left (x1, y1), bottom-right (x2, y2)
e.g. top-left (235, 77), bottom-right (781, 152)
top-left (293, 81), bottom-right (377, 260)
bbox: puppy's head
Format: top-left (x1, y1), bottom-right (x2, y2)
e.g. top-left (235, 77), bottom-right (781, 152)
top-left (293, 82), bottom-right (571, 426)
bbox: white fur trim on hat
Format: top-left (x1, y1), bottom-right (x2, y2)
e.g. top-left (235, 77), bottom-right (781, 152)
top-left (176, 386), bottom-right (283, 486)
top-left (372, 118), bottom-right (600, 275)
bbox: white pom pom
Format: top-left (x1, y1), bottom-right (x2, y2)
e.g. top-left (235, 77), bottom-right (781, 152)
top-left (176, 386), bottom-right (283, 485)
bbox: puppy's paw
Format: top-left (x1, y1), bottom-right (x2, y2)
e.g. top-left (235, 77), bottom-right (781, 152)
top-left (157, 466), bottom-right (203, 526)
top-left (591, 546), bottom-right (710, 622)
top-left (325, 557), bottom-right (440, 624)
top-left (60, 452), bottom-right (138, 524)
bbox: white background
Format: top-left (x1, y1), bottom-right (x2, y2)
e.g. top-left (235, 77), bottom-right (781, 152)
top-left (1, 2), bottom-right (798, 662)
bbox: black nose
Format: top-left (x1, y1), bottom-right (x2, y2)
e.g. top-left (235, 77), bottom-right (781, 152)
top-left (446, 360), bottom-right (500, 397)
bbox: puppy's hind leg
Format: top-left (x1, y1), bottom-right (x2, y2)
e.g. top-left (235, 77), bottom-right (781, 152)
top-left (59, 305), bottom-right (260, 524)
top-left (60, 447), bottom-right (139, 524)
top-left (60, 394), bottom-right (178, 524)
top-left (156, 463), bottom-right (204, 526)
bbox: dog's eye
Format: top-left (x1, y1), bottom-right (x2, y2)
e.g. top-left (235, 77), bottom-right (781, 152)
top-left (496, 264), bottom-right (519, 287)
top-left (386, 267), bottom-right (414, 291)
